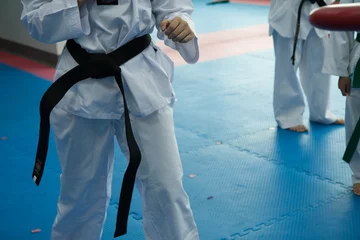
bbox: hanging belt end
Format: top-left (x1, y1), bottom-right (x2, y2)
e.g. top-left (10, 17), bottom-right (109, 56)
top-left (32, 174), bottom-right (40, 186)
top-left (342, 116), bottom-right (360, 164)
top-left (113, 216), bottom-right (128, 238)
top-left (290, 56), bottom-right (295, 66)
top-left (32, 158), bottom-right (43, 186)
top-left (342, 157), bottom-right (351, 164)
top-left (113, 229), bottom-right (127, 238)
top-left (343, 149), bottom-right (354, 164)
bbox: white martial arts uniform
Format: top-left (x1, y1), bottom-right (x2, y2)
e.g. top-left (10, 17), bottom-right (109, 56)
top-left (268, 0), bottom-right (338, 129)
top-left (20, 0), bottom-right (200, 239)
top-left (322, 0), bottom-right (360, 184)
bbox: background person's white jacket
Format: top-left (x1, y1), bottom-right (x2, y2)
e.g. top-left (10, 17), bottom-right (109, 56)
top-left (268, 0), bottom-right (334, 39)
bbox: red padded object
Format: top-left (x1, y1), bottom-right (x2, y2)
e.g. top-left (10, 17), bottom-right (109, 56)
top-left (309, 3), bottom-right (360, 31)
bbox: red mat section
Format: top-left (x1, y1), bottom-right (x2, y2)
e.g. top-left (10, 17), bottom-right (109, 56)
top-left (0, 51), bottom-right (55, 81)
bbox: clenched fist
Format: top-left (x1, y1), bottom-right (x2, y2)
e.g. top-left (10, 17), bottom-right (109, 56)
top-left (160, 17), bottom-right (195, 43)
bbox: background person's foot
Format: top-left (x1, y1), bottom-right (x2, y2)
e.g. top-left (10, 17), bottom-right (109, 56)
top-left (287, 125), bottom-right (308, 132)
top-left (333, 119), bottom-right (345, 125)
top-left (353, 183), bottom-right (360, 196)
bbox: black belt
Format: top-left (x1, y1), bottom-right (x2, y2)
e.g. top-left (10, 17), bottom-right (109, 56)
top-left (32, 34), bottom-right (151, 238)
top-left (343, 117), bottom-right (360, 163)
top-left (291, 0), bottom-right (327, 65)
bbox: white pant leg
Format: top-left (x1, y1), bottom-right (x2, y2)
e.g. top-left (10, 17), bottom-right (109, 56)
top-left (50, 107), bottom-right (115, 240)
top-left (272, 30), bottom-right (306, 129)
top-left (346, 88), bottom-right (360, 184)
top-left (114, 105), bottom-right (199, 240)
top-left (299, 29), bottom-right (337, 124)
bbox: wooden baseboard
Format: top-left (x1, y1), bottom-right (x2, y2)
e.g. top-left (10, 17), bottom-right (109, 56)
top-left (0, 38), bottom-right (58, 67)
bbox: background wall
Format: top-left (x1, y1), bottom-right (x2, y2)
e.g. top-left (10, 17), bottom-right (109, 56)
top-left (0, 0), bottom-right (64, 56)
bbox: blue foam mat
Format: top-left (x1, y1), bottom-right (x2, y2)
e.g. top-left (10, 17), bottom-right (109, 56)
top-left (237, 191), bottom-right (360, 240)
top-left (229, 125), bottom-right (351, 187)
top-left (0, 47), bottom-right (356, 240)
top-left (178, 145), bottom-right (349, 240)
top-left (191, 0), bottom-right (269, 34)
top-left (1, 2), bottom-right (360, 239)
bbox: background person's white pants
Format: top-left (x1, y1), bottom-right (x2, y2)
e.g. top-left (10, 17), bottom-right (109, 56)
top-left (346, 89), bottom-right (360, 184)
top-left (272, 29), bottom-right (337, 129)
top-left (49, 105), bottom-right (199, 240)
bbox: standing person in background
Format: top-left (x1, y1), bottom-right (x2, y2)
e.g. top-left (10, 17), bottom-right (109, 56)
top-left (322, 0), bottom-right (360, 195)
top-left (269, 0), bottom-right (344, 132)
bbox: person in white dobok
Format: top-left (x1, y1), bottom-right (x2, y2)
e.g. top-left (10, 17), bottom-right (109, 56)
top-left (268, 0), bottom-right (344, 132)
top-left (20, 0), bottom-right (200, 239)
top-left (322, 0), bottom-right (360, 195)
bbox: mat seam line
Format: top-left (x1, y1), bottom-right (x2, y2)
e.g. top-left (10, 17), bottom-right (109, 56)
top-left (176, 125), bottom-right (350, 190)
top-left (224, 188), bottom-right (352, 239)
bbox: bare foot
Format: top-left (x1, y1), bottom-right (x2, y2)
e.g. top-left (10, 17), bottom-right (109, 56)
top-left (287, 125), bottom-right (308, 132)
top-left (353, 183), bottom-right (360, 196)
top-left (333, 119), bottom-right (345, 125)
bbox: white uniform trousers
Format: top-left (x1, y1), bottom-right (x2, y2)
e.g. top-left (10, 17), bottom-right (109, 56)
top-left (346, 89), bottom-right (360, 184)
top-left (272, 29), bottom-right (337, 128)
top-left (49, 105), bottom-right (199, 240)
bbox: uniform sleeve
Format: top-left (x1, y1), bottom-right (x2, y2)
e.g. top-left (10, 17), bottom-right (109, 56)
top-left (322, 31), bottom-right (354, 77)
top-left (151, 0), bottom-right (199, 64)
top-left (322, 0), bottom-right (354, 77)
top-left (20, 0), bottom-right (90, 44)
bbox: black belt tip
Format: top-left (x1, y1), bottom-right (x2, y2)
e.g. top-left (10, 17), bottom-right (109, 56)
top-left (113, 230), bottom-right (126, 238)
top-left (207, 0), bottom-right (230, 5)
top-left (290, 58), bottom-right (295, 66)
top-left (32, 175), bottom-right (40, 186)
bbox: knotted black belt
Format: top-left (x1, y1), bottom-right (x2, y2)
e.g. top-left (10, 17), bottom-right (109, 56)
top-left (291, 0), bottom-right (327, 65)
top-left (32, 34), bottom-right (151, 238)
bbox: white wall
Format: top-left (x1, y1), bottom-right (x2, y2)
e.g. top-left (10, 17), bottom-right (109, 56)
top-left (0, 0), bottom-right (63, 55)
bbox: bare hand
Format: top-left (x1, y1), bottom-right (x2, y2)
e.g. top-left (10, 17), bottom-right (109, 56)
top-left (338, 76), bottom-right (351, 96)
top-left (160, 17), bottom-right (195, 43)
